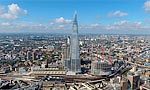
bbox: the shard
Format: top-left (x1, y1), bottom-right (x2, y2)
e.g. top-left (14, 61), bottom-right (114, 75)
top-left (69, 11), bottom-right (81, 73)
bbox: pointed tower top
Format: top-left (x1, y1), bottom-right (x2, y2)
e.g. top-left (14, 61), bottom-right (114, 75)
top-left (74, 10), bottom-right (77, 15)
top-left (73, 11), bottom-right (77, 22)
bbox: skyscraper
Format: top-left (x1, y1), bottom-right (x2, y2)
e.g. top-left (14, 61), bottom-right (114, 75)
top-left (65, 11), bottom-right (81, 74)
top-left (64, 12), bottom-right (81, 74)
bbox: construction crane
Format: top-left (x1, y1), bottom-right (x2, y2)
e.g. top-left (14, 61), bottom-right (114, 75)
top-left (101, 43), bottom-right (112, 64)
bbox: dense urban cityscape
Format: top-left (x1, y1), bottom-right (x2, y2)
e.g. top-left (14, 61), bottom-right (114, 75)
top-left (1, 0), bottom-right (150, 90)
top-left (0, 12), bottom-right (149, 90)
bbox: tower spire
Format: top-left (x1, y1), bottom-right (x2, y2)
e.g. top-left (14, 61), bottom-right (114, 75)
top-left (73, 11), bottom-right (77, 22)
top-left (73, 11), bottom-right (78, 33)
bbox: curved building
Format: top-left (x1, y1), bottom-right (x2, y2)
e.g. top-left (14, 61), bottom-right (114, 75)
top-left (91, 60), bottom-right (112, 75)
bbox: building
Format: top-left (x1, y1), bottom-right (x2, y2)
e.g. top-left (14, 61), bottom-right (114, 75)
top-left (65, 11), bottom-right (81, 74)
top-left (130, 66), bottom-right (137, 73)
top-left (127, 73), bottom-right (140, 90)
top-left (62, 42), bottom-right (70, 70)
top-left (26, 51), bottom-right (32, 60)
top-left (120, 80), bottom-right (128, 90)
top-left (30, 67), bottom-right (66, 78)
top-left (91, 60), bottom-right (111, 75)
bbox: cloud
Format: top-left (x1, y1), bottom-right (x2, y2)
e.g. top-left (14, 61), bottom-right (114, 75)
top-left (0, 19), bottom-right (150, 34)
top-left (1, 22), bottom-right (11, 26)
top-left (0, 3), bottom-right (27, 20)
top-left (8, 3), bottom-right (27, 15)
top-left (0, 21), bottom-right (72, 33)
top-left (144, 0), bottom-right (150, 12)
top-left (54, 17), bottom-right (72, 24)
top-left (106, 20), bottom-right (142, 30)
top-left (0, 6), bottom-right (5, 14)
top-left (91, 23), bottom-right (100, 27)
top-left (109, 10), bottom-right (128, 17)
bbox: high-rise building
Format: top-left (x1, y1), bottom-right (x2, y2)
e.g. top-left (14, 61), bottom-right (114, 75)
top-left (27, 51), bottom-right (32, 60)
top-left (62, 43), bottom-right (70, 66)
top-left (65, 11), bottom-right (81, 74)
top-left (69, 11), bottom-right (81, 73)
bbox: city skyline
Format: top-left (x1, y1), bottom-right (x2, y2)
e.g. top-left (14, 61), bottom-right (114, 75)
top-left (0, 0), bottom-right (150, 34)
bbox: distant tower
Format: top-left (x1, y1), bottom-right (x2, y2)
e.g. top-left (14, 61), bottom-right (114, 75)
top-left (67, 36), bottom-right (70, 45)
top-left (27, 51), bottom-right (32, 60)
top-left (69, 11), bottom-right (81, 73)
top-left (62, 43), bottom-right (70, 67)
top-left (64, 37), bottom-right (71, 71)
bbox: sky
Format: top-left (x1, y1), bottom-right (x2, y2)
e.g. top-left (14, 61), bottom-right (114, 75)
top-left (0, 0), bottom-right (150, 34)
